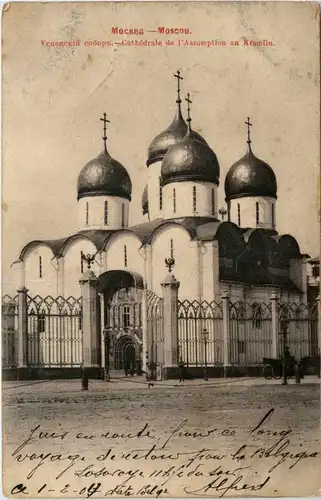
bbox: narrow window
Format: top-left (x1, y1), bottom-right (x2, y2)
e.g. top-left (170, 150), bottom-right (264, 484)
top-left (80, 252), bottom-right (84, 274)
top-left (173, 188), bottom-right (176, 214)
top-left (39, 256), bottom-right (43, 278)
top-left (193, 186), bottom-right (197, 212)
top-left (124, 245), bottom-right (128, 267)
top-left (211, 188), bottom-right (215, 216)
top-left (271, 204), bottom-right (275, 228)
top-left (86, 202), bottom-right (89, 225)
top-left (123, 305), bottom-right (130, 328)
top-left (121, 203), bottom-right (125, 227)
top-left (256, 202), bottom-right (260, 226)
top-left (237, 204), bottom-right (241, 226)
top-left (170, 239), bottom-right (174, 259)
top-left (104, 200), bottom-right (108, 225)
top-left (159, 178), bottom-right (163, 210)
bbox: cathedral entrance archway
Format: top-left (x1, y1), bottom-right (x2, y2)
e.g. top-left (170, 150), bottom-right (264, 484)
top-left (98, 270), bottom-right (144, 373)
top-left (114, 335), bottom-right (136, 371)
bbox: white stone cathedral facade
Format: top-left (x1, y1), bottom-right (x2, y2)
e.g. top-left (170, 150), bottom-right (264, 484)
top-left (15, 72), bottom-right (307, 305)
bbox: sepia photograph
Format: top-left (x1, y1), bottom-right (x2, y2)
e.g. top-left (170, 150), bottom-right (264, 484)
top-left (2, 1), bottom-right (320, 497)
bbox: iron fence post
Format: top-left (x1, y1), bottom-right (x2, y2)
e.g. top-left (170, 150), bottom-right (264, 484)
top-left (17, 287), bottom-right (28, 379)
top-left (221, 292), bottom-right (230, 377)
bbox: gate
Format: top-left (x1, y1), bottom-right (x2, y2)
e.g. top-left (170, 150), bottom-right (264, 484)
top-left (147, 290), bottom-right (164, 366)
top-left (178, 300), bottom-right (223, 366)
top-left (278, 302), bottom-right (319, 360)
top-left (105, 288), bottom-right (143, 370)
top-left (230, 301), bottom-right (272, 365)
top-left (2, 295), bottom-right (18, 369)
top-left (27, 295), bottom-right (83, 367)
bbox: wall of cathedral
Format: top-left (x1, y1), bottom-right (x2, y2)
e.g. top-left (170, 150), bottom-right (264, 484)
top-left (147, 162), bottom-right (162, 220)
top-left (63, 238), bottom-right (99, 297)
top-left (219, 281), bottom-right (302, 304)
top-left (24, 244), bottom-right (58, 297)
top-left (162, 181), bottom-right (218, 219)
top-left (104, 231), bottom-right (145, 277)
top-left (78, 196), bottom-right (129, 231)
top-left (229, 196), bottom-right (276, 230)
top-left (201, 240), bottom-right (220, 302)
top-left (150, 225), bottom-right (199, 300)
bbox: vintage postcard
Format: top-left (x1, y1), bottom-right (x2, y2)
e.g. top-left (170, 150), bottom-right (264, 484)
top-left (2, 1), bottom-right (320, 498)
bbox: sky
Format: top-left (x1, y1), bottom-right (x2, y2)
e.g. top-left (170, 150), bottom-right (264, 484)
top-left (2, 1), bottom-right (320, 295)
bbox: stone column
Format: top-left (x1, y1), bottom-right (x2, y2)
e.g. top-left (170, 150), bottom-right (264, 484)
top-left (99, 293), bottom-right (105, 375)
top-left (222, 291), bottom-right (230, 377)
top-left (17, 286), bottom-right (28, 380)
top-left (270, 292), bottom-right (279, 358)
top-left (57, 257), bottom-right (65, 297)
top-left (161, 272), bottom-right (180, 379)
top-left (141, 285), bottom-right (148, 373)
top-left (79, 270), bottom-right (101, 378)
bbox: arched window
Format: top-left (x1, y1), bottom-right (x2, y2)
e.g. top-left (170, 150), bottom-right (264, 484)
top-left (86, 202), bottom-right (89, 225)
top-left (121, 203), bottom-right (125, 227)
top-left (170, 239), bottom-right (174, 259)
top-left (271, 204), bottom-right (275, 228)
top-left (123, 304), bottom-right (130, 328)
top-left (39, 256), bottom-right (43, 279)
top-left (159, 178), bottom-right (163, 210)
top-left (237, 204), bottom-right (241, 226)
top-left (173, 188), bottom-right (176, 213)
top-left (211, 188), bottom-right (215, 216)
top-left (193, 186), bottom-right (197, 212)
top-left (256, 202), bottom-right (260, 226)
top-left (124, 245), bottom-right (128, 267)
top-left (104, 200), bottom-right (108, 225)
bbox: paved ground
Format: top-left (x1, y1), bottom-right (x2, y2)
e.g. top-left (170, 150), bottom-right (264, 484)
top-left (2, 376), bottom-right (321, 498)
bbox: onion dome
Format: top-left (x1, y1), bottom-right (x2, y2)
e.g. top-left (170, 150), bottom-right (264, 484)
top-left (225, 118), bottom-right (277, 201)
top-left (147, 70), bottom-right (206, 166)
top-left (161, 128), bottom-right (220, 187)
top-left (77, 114), bottom-right (132, 201)
top-left (142, 184), bottom-right (149, 215)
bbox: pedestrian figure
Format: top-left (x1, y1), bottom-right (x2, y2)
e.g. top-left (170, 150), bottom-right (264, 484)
top-left (179, 358), bottom-right (185, 382)
top-left (81, 366), bottom-right (89, 390)
top-left (124, 360), bottom-right (130, 377)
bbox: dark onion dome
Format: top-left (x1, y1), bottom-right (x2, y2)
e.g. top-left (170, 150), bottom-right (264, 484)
top-left (160, 129), bottom-right (220, 187)
top-left (142, 184), bottom-right (149, 215)
top-left (147, 107), bottom-right (206, 167)
top-left (225, 148), bottom-right (277, 201)
top-left (77, 150), bottom-right (132, 201)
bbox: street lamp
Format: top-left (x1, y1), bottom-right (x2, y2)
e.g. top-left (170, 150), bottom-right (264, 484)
top-left (103, 327), bottom-right (111, 382)
top-left (202, 328), bottom-right (209, 381)
top-left (279, 317), bottom-right (289, 386)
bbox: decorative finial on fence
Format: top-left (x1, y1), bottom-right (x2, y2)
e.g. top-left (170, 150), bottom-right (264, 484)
top-left (165, 257), bottom-right (175, 273)
top-left (81, 251), bottom-right (96, 270)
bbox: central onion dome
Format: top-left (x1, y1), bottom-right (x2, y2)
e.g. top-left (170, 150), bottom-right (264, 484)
top-left (77, 149), bottom-right (132, 201)
top-left (225, 148), bottom-right (277, 201)
top-left (147, 107), bottom-right (206, 167)
top-left (147, 71), bottom-right (206, 167)
top-left (142, 184), bottom-right (149, 215)
top-left (161, 129), bottom-right (220, 187)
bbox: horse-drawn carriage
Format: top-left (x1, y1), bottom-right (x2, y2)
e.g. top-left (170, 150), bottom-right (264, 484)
top-left (262, 356), bottom-right (296, 380)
